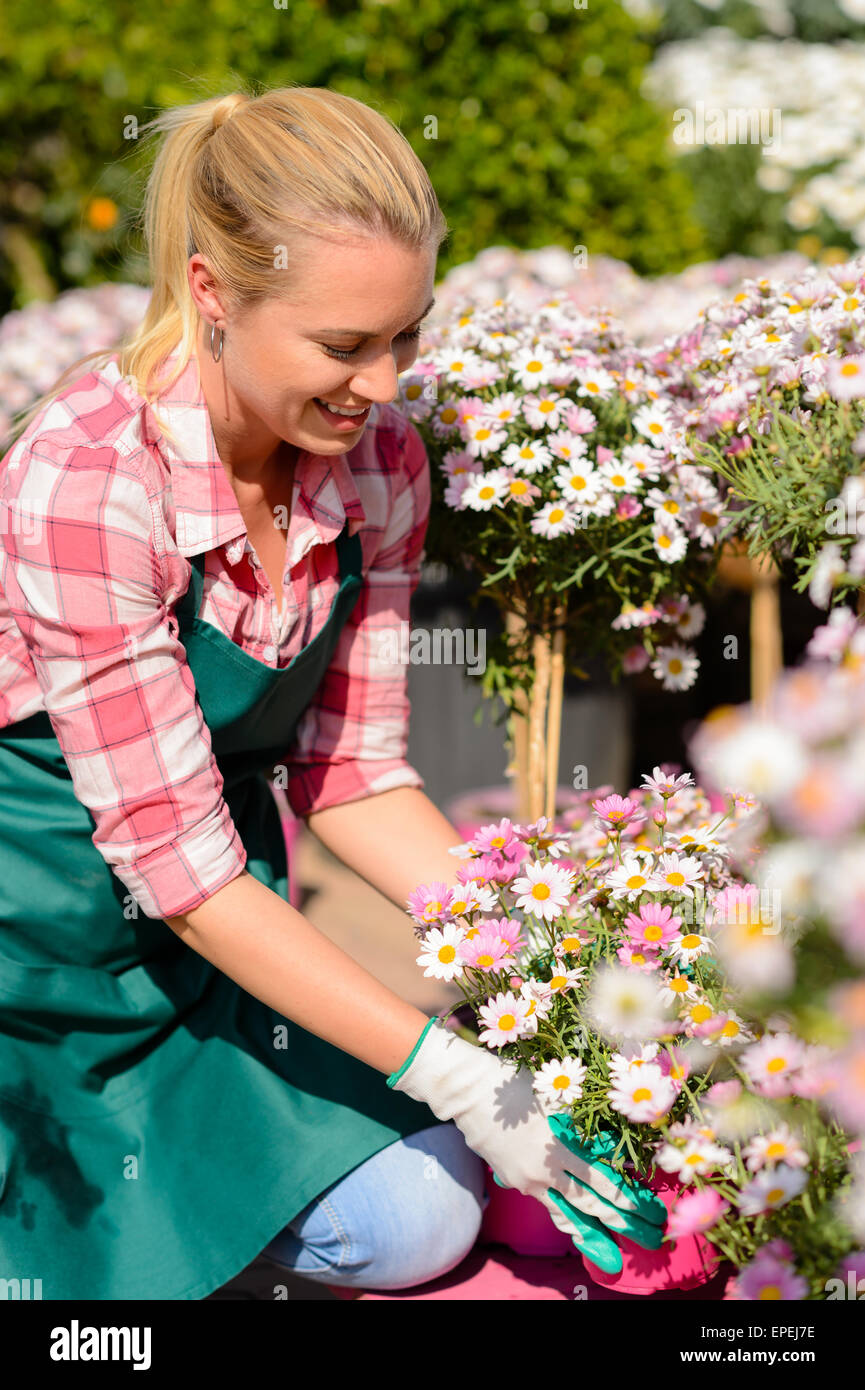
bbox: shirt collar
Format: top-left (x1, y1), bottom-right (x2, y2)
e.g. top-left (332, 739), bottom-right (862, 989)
top-left (132, 345), bottom-right (369, 567)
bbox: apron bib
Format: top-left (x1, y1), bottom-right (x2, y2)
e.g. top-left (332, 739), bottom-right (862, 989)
top-left (0, 521), bottom-right (438, 1300)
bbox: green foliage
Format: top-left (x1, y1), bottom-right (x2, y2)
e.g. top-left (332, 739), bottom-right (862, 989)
top-left (0, 0), bottom-right (707, 313)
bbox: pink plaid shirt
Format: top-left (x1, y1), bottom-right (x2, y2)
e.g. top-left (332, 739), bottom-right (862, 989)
top-left (0, 347), bottom-right (429, 920)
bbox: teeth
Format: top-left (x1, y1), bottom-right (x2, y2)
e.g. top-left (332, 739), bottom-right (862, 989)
top-left (319, 399), bottom-right (367, 417)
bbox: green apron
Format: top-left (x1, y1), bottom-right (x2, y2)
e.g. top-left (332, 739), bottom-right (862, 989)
top-left (0, 520), bottom-right (438, 1300)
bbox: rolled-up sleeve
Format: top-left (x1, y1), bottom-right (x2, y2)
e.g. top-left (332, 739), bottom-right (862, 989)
top-left (282, 419), bottom-right (430, 817)
top-left (0, 438), bottom-right (246, 920)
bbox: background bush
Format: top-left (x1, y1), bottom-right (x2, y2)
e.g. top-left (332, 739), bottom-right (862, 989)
top-left (0, 0), bottom-right (708, 314)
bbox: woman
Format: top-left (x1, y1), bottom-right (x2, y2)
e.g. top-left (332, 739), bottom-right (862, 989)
top-left (0, 86), bottom-right (666, 1300)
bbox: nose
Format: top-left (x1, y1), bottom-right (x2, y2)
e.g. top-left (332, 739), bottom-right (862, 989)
top-left (348, 347), bottom-right (402, 404)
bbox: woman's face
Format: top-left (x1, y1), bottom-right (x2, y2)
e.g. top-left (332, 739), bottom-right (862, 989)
top-left (188, 231), bottom-right (437, 479)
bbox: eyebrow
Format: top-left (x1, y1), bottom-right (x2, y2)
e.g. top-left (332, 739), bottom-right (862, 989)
top-left (320, 296), bottom-right (436, 339)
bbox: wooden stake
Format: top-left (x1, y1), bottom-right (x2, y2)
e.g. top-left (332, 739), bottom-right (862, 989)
top-left (750, 552), bottom-right (782, 710)
top-left (504, 609), bottom-right (531, 822)
top-left (528, 627), bottom-right (551, 825)
top-left (545, 606), bottom-right (566, 825)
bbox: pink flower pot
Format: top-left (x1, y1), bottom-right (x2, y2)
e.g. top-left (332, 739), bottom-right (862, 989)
top-left (479, 1165), bottom-right (576, 1257)
top-left (581, 1168), bottom-right (721, 1295)
top-left (479, 1163), bottom-right (720, 1293)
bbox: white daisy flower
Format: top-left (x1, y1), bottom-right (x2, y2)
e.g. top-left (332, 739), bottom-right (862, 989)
top-left (511, 346), bottom-right (557, 390)
top-left (533, 1056), bottom-right (587, 1109)
top-left (737, 1165), bottom-right (808, 1216)
top-left (605, 852), bottom-right (655, 902)
top-left (598, 457), bottom-right (642, 492)
top-left (553, 461), bottom-right (602, 505)
top-left (647, 852), bottom-right (705, 897)
top-left (502, 438), bottom-right (554, 476)
top-left (416, 923), bottom-right (467, 981)
top-left (586, 963), bottom-right (668, 1042)
top-left (742, 1125), bottom-right (808, 1173)
top-left (667, 930), bottom-right (713, 966)
top-left (530, 501), bottom-right (580, 538)
top-left (461, 471), bottom-right (509, 511)
top-left (608, 1063), bottom-right (677, 1123)
top-left (652, 521), bottom-right (688, 564)
top-left (651, 644), bottom-right (700, 691)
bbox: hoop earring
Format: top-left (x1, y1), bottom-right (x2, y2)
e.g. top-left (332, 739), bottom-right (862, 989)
top-left (210, 323), bottom-right (224, 363)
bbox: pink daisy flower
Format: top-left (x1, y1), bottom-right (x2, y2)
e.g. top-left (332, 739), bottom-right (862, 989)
top-left (459, 929), bottom-right (516, 973)
top-left (406, 881), bottom-right (453, 926)
top-left (625, 902), bottom-right (683, 951)
top-left (667, 1188), bottom-right (729, 1241)
top-left (616, 943), bottom-right (662, 972)
top-left (733, 1252), bottom-right (808, 1301)
top-left (641, 765), bottom-right (696, 798)
top-left (622, 643), bottom-right (650, 674)
top-left (741, 1034), bottom-right (806, 1098)
top-left (470, 818), bottom-right (523, 860)
top-left (592, 794), bottom-right (645, 829)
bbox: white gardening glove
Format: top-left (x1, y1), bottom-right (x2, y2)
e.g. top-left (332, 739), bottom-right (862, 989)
top-left (388, 1017), bottom-right (667, 1273)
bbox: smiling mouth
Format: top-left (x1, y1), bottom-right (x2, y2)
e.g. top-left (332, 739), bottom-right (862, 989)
top-left (314, 397), bottom-right (371, 417)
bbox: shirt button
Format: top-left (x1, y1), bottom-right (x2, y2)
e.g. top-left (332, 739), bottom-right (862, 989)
top-left (262, 644), bottom-right (277, 662)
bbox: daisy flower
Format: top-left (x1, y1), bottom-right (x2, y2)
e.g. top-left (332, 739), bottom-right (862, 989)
top-left (530, 501), bottom-right (580, 538)
top-left (658, 972), bottom-right (699, 1008)
top-left (574, 365), bottom-right (616, 399)
top-left (651, 643), bottom-right (700, 690)
top-left (406, 882), bottom-right (454, 925)
top-left (632, 402), bottom-right (675, 444)
top-left (647, 852), bottom-right (705, 896)
top-left (470, 818), bottom-right (522, 859)
top-left (608, 1063), bottom-right (677, 1123)
top-left (605, 852), bottom-right (655, 901)
top-left (416, 923), bottom-right (467, 981)
top-left (741, 1033), bottom-right (806, 1098)
top-left (703, 1011), bottom-right (754, 1047)
top-left (519, 977), bottom-right (555, 1025)
top-left (521, 391), bottom-right (567, 431)
top-left (652, 520), bottom-right (688, 564)
top-left (544, 965), bottom-right (586, 995)
top-left (742, 1125), bottom-right (808, 1173)
top-left (667, 1188), bottom-right (729, 1241)
top-left (533, 1056), bottom-right (587, 1109)
top-left (512, 861), bottom-right (576, 921)
top-left (737, 1165), bottom-right (808, 1217)
top-left (592, 794), bottom-right (644, 828)
top-left (641, 766), bottom-right (697, 798)
top-left (511, 346), bottom-right (557, 390)
top-left (733, 1251), bottom-right (809, 1301)
top-left (459, 928), bottom-right (516, 973)
top-left (477, 990), bottom-right (534, 1048)
top-left (586, 962), bottom-right (668, 1041)
top-left (625, 902), bottom-right (683, 952)
top-left (667, 930), bottom-right (713, 966)
top-left (827, 354), bottom-right (865, 401)
top-left (617, 944), bottom-right (661, 971)
top-left (502, 438), bottom-right (554, 476)
top-left (598, 457), bottom-right (642, 492)
top-left (461, 471), bottom-right (509, 511)
top-left (462, 416), bottom-right (509, 460)
top-left (553, 461), bottom-right (602, 505)
top-left (656, 1137), bottom-right (734, 1182)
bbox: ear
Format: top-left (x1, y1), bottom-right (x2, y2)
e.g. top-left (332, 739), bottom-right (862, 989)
top-left (187, 253), bottom-right (229, 327)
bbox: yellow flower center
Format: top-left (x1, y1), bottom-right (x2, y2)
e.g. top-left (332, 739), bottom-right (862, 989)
top-left (681, 933), bottom-right (701, 949)
top-left (549, 974), bottom-right (568, 990)
top-left (669, 659), bottom-right (683, 674)
top-left (532, 883), bottom-right (551, 900)
top-left (510, 480), bottom-right (528, 495)
top-left (479, 486), bottom-right (495, 500)
top-left (759, 1286), bottom-right (781, 1300)
top-left (438, 944), bottom-right (456, 963)
top-left (498, 1013), bottom-right (517, 1030)
top-left (644, 925), bottom-right (663, 942)
top-left (766, 1142), bottom-right (787, 1159)
top-left (666, 871), bottom-right (686, 886)
top-left (626, 874), bottom-right (646, 889)
top-left (766, 1057), bottom-right (787, 1073)
top-left (548, 508), bottom-right (565, 524)
top-left (526, 360), bottom-right (543, 375)
top-left (475, 428), bottom-right (491, 440)
top-left (841, 362), bottom-right (862, 377)
top-left (553, 1074), bottom-right (570, 1090)
top-left (658, 534), bottom-right (672, 548)
top-left (691, 1004), bottom-right (712, 1023)
top-left (766, 1187), bottom-right (785, 1205)
top-left (721, 1020), bottom-right (740, 1037)
top-left (611, 474), bottom-right (625, 487)
top-left (670, 977), bottom-right (689, 993)
top-left (632, 1087), bottom-right (652, 1103)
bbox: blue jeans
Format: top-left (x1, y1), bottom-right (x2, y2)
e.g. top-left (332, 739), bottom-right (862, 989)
top-left (262, 1122), bottom-right (490, 1290)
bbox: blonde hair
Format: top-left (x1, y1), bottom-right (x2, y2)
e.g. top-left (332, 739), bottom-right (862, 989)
top-left (9, 83), bottom-right (448, 448)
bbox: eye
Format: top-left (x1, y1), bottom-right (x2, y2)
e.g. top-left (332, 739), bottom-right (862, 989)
top-left (322, 323), bottom-right (427, 362)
